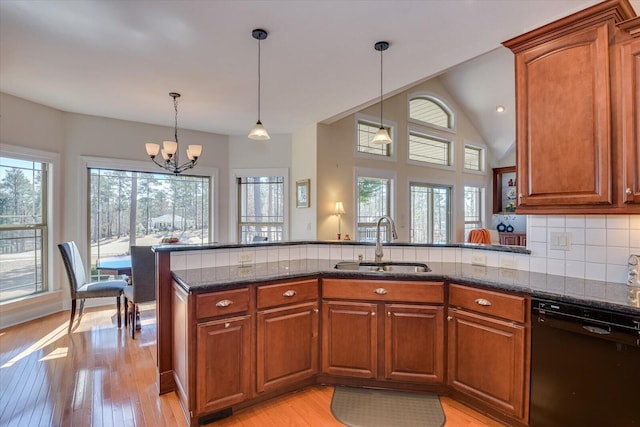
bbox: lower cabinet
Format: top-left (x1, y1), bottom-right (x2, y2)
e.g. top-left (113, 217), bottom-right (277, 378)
top-left (322, 300), bottom-right (378, 378)
top-left (447, 283), bottom-right (529, 424)
top-left (196, 315), bottom-right (251, 414)
top-left (322, 279), bottom-right (445, 384)
top-left (256, 301), bottom-right (319, 393)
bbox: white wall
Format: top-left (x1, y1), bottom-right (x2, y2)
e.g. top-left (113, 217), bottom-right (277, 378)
top-left (291, 124), bottom-right (318, 240)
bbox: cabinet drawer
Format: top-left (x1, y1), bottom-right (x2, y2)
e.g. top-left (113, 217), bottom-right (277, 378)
top-left (196, 288), bottom-right (250, 320)
top-left (323, 279), bottom-right (444, 304)
top-left (449, 283), bottom-right (526, 323)
top-left (257, 279), bottom-right (318, 309)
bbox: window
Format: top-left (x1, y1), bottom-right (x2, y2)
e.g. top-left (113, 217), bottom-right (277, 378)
top-left (410, 183), bottom-right (451, 243)
top-left (237, 176), bottom-right (285, 243)
top-left (89, 168), bottom-right (210, 279)
top-left (408, 131), bottom-right (451, 166)
top-left (0, 156), bottom-right (48, 302)
top-left (357, 120), bottom-right (391, 157)
top-left (464, 185), bottom-right (484, 240)
top-left (464, 145), bottom-right (483, 171)
top-left (356, 176), bottom-right (391, 242)
top-left (409, 96), bottom-right (453, 129)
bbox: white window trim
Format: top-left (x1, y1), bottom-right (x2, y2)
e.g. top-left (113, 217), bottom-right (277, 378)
top-left (354, 113), bottom-right (398, 162)
top-left (463, 182), bottom-right (486, 231)
top-left (81, 156), bottom-right (219, 248)
top-left (0, 143), bottom-right (60, 305)
top-left (408, 179), bottom-right (453, 244)
top-left (230, 168), bottom-right (290, 243)
top-left (353, 167), bottom-right (397, 239)
top-left (407, 91), bottom-right (457, 134)
top-left (406, 125), bottom-right (456, 171)
top-left (463, 141), bottom-right (487, 175)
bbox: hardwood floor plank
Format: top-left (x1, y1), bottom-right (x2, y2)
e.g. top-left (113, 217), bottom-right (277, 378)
top-left (0, 307), bottom-right (508, 427)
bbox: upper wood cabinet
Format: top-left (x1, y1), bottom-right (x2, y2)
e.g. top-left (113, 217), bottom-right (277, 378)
top-left (617, 17), bottom-right (640, 204)
top-left (503, 0), bottom-right (638, 213)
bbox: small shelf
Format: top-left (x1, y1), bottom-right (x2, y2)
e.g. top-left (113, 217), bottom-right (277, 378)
top-left (493, 166), bottom-right (517, 214)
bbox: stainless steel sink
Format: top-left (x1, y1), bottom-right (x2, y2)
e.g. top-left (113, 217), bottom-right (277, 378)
top-left (334, 261), bottom-right (431, 273)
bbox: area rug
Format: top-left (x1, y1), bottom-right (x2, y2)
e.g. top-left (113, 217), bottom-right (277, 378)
top-left (330, 386), bottom-right (446, 427)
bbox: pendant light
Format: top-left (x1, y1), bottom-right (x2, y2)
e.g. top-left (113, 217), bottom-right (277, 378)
top-left (145, 92), bottom-right (202, 174)
top-left (372, 41), bottom-right (391, 145)
top-left (248, 28), bottom-right (270, 140)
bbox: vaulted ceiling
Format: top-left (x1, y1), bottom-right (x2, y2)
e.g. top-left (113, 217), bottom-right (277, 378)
top-left (1, 0), bottom-right (637, 159)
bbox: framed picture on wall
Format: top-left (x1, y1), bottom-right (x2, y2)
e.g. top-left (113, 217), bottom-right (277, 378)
top-left (296, 179), bottom-right (310, 208)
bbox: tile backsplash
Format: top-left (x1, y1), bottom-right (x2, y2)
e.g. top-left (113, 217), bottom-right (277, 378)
top-left (527, 215), bottom-right (639, 283)
top-left (168, 214), bottom-right (639, 285)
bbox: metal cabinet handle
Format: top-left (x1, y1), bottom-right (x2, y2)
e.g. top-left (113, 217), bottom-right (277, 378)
top-left (283, 289), bottom-right (296, 297)
top-left (626, 188), bottom-right (633, 195)
top-left (447, 316), bottom-right (453, 321)
top-left (216, 299), bottom-right (233, 307)
top-left (224, 322), bottom-right (230, 329)
top-left (475, 298), bottom-right (492, 307)
top-left (371, 312), bottom-right (376, 316)
top-left (313, 308), bottom-right (319, 313)
top-left (374, 288), bottom-right (388, 295)
top-left (387, 312), bottom-right (391, 317)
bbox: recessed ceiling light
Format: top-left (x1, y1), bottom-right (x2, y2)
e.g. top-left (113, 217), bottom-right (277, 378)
top-left (496, 105), bottom-right (506, 113)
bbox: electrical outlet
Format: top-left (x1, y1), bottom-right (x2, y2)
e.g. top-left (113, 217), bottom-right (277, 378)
top-left (237, 252), bottom-right (254, 263)
top-left (471, 254), bottom-right (487, 266)
top-left (501, 258), bottom-right (518, 269)
top-left (549, 232), bottom-right (572, 250)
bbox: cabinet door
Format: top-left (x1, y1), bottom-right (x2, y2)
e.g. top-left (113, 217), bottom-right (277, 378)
top-left (196, 315), bottom-right (251, 414)
top-left (256, 302), bottom-right (319, 393)
top-left (448, 309), bottom-right (527, 421)
top-left (322, 300), bottom-right (377, 378)
top-left (514, 23), bottom-right (612, 208)
top-left (620, 37), bottom-right (640, 204)
top-left (384, 304), bottom-right (444, 384)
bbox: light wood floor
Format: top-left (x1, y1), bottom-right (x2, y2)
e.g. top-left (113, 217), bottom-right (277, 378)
top-left (0, 306), bottom-right (505, 427)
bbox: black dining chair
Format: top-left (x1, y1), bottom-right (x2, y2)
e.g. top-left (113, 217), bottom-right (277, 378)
top-left (124, 246), bottom-right (156, 339)
top-left (58, 241), bottom-right (127, 333)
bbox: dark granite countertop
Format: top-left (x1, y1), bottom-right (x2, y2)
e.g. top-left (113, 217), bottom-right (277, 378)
top-left (154, 240), bottom-right (530, 254)
top-left (171, 260), bottom-right (640, 315)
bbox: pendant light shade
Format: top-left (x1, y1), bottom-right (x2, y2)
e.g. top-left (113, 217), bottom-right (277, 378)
top-left (249, 29), bottom-right (270, 140)
top-left (373, 41), bottom-right (391, 145)
top-left (145, 92), bottom-right (202, 174)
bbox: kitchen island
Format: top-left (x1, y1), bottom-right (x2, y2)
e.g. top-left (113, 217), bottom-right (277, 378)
top-left (152, 242), bottom-right (639, 426)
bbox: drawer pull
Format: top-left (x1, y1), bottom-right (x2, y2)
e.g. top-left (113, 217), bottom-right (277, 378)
top-left (475, 298), bottom-right (492, 307)
top-left (447, 316), bottom-right (453, 321)
top-left (374, 288), bottom-right (388, 295)
top-left (283, 290), bottom-right (297, 297)
top-left (313, 308), bottom-right (319, 314)
top-left (371, 312), bottom-right (376, 316)
top-left (224, 322), bottom-right (230, 329)
top-left (216, 299), bottom-right (233, 307)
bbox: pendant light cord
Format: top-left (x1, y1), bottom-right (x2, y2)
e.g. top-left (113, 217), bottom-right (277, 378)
top-left (257, 37), bottom-right (261, 122)
top-left (379, 46), bottom-right (383, 128)
top-left (173, 95), bottom-right (179, 144)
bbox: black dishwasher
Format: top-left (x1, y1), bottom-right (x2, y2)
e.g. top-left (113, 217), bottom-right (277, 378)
top-left (530, 298), bottom-right (640, 427)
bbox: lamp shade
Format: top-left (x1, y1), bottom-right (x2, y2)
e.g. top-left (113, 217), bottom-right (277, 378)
top-left (334, 201), bottom-right (346, 215)
top-left (162, 140), bottom-right (178, 155)
top-left (145, 143), bottom-right (160, 157)
top-left (187, 145), bottom-right (202, 158)
top-left (248, 121), bottom-right (271, 140)
top-left (372, 127), bottom-right (392, 145)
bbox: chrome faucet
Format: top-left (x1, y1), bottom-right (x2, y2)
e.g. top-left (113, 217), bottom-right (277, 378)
top-left (374, 215), bottom-right (398, 263)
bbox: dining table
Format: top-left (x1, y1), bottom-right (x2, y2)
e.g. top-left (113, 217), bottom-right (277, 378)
top-left (96, 255), bottom-right (132, 276)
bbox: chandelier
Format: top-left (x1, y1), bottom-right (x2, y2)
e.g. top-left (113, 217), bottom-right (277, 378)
top-left (145, 92), bottom-right (202, 174)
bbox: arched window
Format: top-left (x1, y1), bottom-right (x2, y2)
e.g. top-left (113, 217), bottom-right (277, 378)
top-left (409, 96), bottom-right (453, 129)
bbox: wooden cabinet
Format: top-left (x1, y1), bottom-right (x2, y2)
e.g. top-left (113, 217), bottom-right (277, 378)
top-left (617, 18), bottom-right (640, 204)
top-left (322, 279), bottom-right (445, 384)
top-left (503, 0), bottom-right (638, 213)
top-left (256, 279), bottom-right (319, 393)
top-left (322, 300), bottom-right (378, 378)
top-left (196, 315), bottom-right (251, 414)
top-left (447, 284), bottom-right (529, 424)
top-left (499, 232), bottom-right (526, 246)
